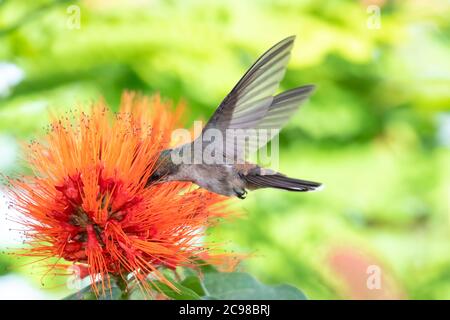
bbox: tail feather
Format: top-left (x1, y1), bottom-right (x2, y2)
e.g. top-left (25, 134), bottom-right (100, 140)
top-left (243, 172), bottom-right (322, 192)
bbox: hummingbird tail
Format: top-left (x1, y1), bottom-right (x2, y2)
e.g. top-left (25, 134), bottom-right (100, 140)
top-left (243, 172), bottom-right (322, 192)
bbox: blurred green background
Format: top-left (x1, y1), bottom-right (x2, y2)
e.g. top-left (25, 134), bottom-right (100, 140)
top-left (0, 0), bottom-right (449, 299)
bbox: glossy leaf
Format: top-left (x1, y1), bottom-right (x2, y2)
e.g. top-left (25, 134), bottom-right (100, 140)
top-left (148, 280), bottom-right (202, 300)
top-left (200, 272), bottom-right (307, 300)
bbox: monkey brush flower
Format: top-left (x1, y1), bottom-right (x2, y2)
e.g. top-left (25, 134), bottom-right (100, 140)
top-left (7, 93), bottom-right (228, 296)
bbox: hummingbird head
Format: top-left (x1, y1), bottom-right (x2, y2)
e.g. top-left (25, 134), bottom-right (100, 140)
top-left (147, 149), bottom-right (177, 185)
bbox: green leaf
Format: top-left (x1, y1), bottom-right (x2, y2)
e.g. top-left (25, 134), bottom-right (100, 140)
top-left (200, 272), bottom-right (307, 300)
top-left (148, 280), bottom-right (202, 300)
top-left (180, 275), bottom-right (205, 296)
top-left (63, 283), bottom-right (122, 300)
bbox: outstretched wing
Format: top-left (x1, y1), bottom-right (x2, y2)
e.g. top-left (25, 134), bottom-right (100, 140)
top-left (256, 85), bottom-right (315, 129)
top-left (196, 36), bottom-right (315, 163)
top-left (252, 85), bottom-right (315, 150)
top-left (197, 36), bottom-right (296, 160)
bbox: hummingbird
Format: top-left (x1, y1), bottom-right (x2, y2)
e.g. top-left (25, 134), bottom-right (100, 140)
top-left (147, 36), bottom-right (322, 199)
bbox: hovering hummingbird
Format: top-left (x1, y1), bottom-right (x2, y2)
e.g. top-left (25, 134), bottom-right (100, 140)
top-left (147, 36), bottom-right (322, 199)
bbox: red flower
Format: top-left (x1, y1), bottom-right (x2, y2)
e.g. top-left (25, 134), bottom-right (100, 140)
top-left (7, 93), bottom-right (229, 296)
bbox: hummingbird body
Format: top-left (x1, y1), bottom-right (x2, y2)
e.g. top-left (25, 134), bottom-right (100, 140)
top-left (147, 36), bottom-right (322, 198)
top-left (160, 161), bottom-right (245, 197)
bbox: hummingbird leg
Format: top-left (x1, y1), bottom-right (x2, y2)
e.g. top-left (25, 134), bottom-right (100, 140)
top-left (233, 188), bottom-right (247, 200)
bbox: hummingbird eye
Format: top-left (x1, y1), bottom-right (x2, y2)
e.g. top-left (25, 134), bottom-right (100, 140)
top-left (147, 172), bottom-right (161, 184)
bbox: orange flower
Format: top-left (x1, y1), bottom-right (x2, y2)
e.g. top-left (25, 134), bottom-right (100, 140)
top-left (7, 93), bottom-right (229, 297)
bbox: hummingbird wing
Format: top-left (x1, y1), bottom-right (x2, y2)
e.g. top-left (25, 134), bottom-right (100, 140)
top-left (198, 36), bottom-right (296, 161)
top-left (197, 36), bottom-right (315, 162)
top-left (252, 84), bottom-right (315, 149)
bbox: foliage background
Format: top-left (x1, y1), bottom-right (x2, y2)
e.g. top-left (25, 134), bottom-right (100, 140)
top-left (0, 0), bottom-right (448, 299)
